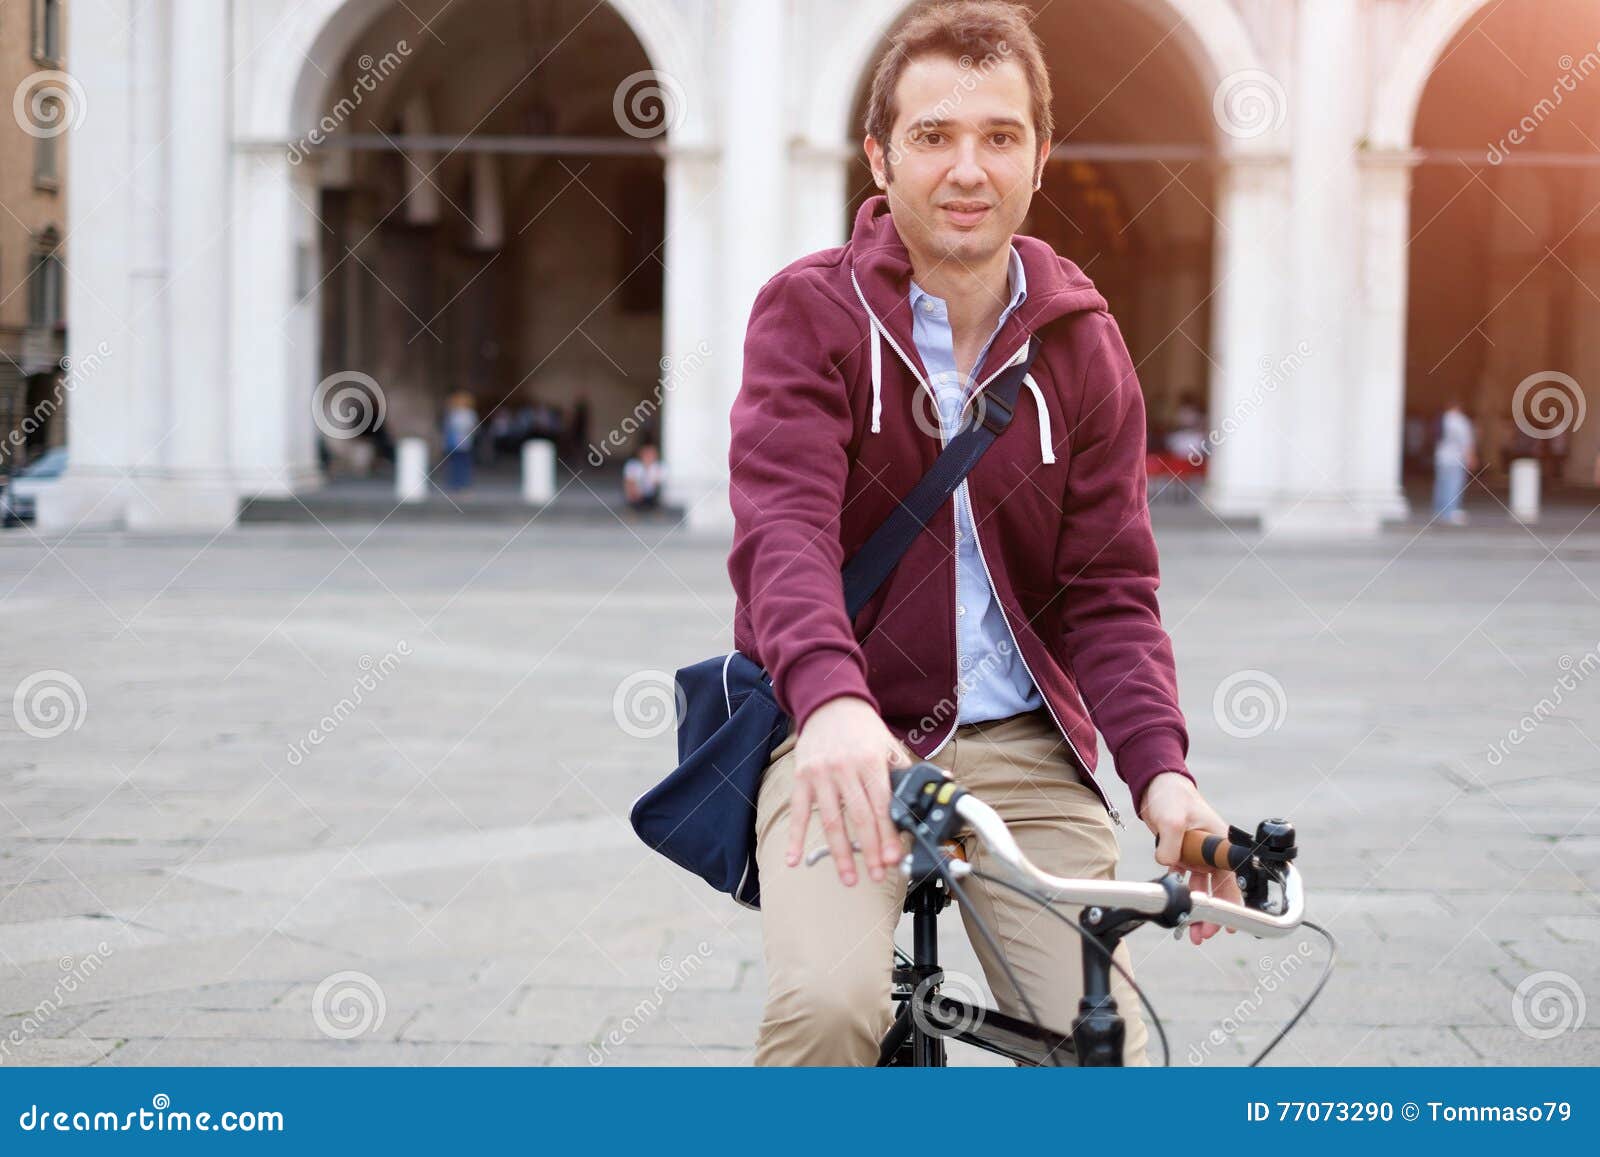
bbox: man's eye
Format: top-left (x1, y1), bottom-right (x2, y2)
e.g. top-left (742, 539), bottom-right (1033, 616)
top-left (992, 133), bottom-right (1015, 146)
top-left (919, 132), bottom-right (944, 146)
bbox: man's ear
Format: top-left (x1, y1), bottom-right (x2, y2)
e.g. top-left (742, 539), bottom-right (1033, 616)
top-left (864, 134), bottom-right (887, 189)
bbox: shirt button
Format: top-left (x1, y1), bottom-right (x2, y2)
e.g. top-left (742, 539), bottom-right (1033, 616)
top-left (955, 605), bottom-right (966, 617)
top-left (921, 299), bottom-right (937, 314)
top-left (960, 656), bottom-right (974, 672)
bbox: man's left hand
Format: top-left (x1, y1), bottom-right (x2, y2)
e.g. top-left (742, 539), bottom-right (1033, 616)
top-left (1138, 771), bottom-right (1242, 946)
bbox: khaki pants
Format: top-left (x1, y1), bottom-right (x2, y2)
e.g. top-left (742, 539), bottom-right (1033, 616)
top-left (753, 706), bottom-right (1150, 1066)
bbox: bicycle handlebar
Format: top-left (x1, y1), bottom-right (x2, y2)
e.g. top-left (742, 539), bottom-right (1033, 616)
top-left (950, 793), bottom-right (1305, 937)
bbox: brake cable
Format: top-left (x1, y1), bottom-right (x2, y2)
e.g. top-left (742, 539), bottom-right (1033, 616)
top-left (908, 826), bottom-right (1067, 1067)
top-left (1246, 919), bottom-right (1338, 1067)
top-left (968, 866), bottom-right (1172, 1068)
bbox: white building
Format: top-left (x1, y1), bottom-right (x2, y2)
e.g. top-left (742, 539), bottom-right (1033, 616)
top-left (39, 0), bottom-right (1600, 536)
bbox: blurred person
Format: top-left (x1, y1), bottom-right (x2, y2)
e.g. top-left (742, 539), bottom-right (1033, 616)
top-left (1164, 391), bottom-right (1206, 463)
top-left (622, 442), bottom-right (665, 512)
top-left (441, 390), bottom-right (479, 492)
top-left (1432, 399), bottom-right (1477, 525)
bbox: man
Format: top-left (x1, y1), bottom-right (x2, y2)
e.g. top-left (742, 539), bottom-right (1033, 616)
top-left (623, 442), bottom-right (666, 512)
top-left (727, 0), bottom-right (1238, 1067)
top-left (1432, 399), bottom-right (1477, 526)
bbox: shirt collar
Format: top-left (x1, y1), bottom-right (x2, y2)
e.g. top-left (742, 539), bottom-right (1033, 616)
top-left (909, 244), bottom-right (1027, 317)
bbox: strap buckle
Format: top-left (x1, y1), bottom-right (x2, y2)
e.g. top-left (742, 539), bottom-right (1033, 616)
top-left (977, 388), bottom-right (1015, 435)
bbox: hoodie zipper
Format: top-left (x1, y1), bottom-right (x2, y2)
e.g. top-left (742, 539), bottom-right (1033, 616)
top-left (851, 266), bottom-right (1124, 830)
top-left (960, 345), bottom-right (1125, 828)
top-left (851, 268), bottom-right (964, 761)
top-left (961, 482), bottom-right (1124, 829)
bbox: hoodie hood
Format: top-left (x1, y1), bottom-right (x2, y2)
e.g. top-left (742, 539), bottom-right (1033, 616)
top-left (846, 195), bottom-right (1108, 454)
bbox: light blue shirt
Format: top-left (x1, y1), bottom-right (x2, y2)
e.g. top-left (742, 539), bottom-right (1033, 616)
top-left (909, 246), bottom-right (1043, 725)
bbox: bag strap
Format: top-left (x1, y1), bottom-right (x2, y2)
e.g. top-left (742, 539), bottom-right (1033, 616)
top-left (840, 334), bottom-right (1043, 618)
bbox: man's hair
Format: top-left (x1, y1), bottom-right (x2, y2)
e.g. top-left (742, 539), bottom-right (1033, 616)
top-left (862, 1), bottom-right (1054, 180)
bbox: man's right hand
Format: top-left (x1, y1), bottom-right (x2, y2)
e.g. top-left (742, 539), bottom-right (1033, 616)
top-left (785, 695), bottom-right (913, 886)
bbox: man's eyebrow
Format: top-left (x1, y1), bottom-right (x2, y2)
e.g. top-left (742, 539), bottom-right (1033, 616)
top-left (909, 116), bottom-right (1028, 131)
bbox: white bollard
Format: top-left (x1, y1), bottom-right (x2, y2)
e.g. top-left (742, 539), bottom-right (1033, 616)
top-left (522, 438), bottom-right (556, 505)
top-left (1509, 457), bottom-right (1541, 523)
top-left (396, 437), bottom-right (429, 504)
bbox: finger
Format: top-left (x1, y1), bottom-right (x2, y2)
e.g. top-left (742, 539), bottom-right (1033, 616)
top-left (862, 759), bottom-right (902, 867)
top-left (814, 782), bottom-right (858, 886)
top-left (1153, 823), bottom-right (1181, 868)
top-left (785, 780), bottom-right (815, 868)
top-left (838, 774), bottom-right (884, 882)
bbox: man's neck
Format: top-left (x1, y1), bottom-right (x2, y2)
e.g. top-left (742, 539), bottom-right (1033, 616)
top-left (907, 243), bottom-right (1013, 344)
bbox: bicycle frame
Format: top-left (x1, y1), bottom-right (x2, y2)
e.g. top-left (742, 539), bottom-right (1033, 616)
top-left (876, 867), bottom-right (1139, 1067)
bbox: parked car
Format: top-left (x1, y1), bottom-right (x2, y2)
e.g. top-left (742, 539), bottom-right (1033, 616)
top-left (1, 447), bottom-right (68, 525)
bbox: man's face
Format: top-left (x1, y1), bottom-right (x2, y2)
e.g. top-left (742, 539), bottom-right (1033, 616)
top-left (866, 53), bottom-right (1049, 271)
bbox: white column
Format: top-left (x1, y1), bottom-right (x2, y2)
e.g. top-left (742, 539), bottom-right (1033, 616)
top-left (35, 0), bottom-right (140, 532)
top-left (673, 0), bottom-right (789, 535)
top-left (127, 0), bottom-right (237, 530)
top-left (788, 141), bottom-right (852, 261)
top-left (659, 150), bottom-right (723, 525)
top-left (1203, 157), bottom-right (1292, 519)
top-left (1350, 152), bottom-right (1418, 522)
top-left (1264, 0), bottom-right (1377, 536)
top-left (229, 149), bottom-right (322, 500)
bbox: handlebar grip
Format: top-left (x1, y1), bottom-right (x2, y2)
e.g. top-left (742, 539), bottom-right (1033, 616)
top-left (1175, 829), bottom-right (1251, 872)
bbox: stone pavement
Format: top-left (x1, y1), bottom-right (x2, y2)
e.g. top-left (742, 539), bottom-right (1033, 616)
top-left (0, 511), bottom-right (1596, 1067)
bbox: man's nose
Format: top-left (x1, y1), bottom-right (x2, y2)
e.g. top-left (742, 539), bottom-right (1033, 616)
top-left (948, 138), bottom-right (987, 187)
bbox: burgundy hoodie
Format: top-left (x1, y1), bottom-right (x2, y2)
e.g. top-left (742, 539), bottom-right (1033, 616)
top-left (727, 195), bottom-right (1194, 821)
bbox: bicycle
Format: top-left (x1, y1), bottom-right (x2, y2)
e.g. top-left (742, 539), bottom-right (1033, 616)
top-left (807, 762), bottom-right (1331, 1067)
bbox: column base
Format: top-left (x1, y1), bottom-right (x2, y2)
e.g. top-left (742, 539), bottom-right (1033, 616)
top-left (125, 479), bottom-right (240, 532)
top-left (1262, 494), bottom-right (1385, 538)
top-left (668, 476), bottom-right (734, 536)
top-left (33, 474), bottom-right (130, 534)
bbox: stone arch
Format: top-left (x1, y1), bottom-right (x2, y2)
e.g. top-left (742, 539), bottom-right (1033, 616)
top-left (1371, 0), bottom-right (1497, 150)
top-left (243, 0), bottom-right (712, 147)
top-left (801, 0), bottom-right (1267, 149)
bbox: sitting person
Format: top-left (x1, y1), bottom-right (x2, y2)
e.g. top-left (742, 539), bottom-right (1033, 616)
top-left (622, 443), bottom-right (666, 512)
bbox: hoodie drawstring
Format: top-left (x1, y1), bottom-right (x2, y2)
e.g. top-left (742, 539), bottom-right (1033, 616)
top-left (1021, 373), bottom-right (1055, 464)
top-left (869, 319), bottom-right (883, 434)
top-left (854, 269), bottom-right (1052, 466)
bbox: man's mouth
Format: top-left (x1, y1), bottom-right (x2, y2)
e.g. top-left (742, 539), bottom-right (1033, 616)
top-left (941, 202), bottom-right (992, 228)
